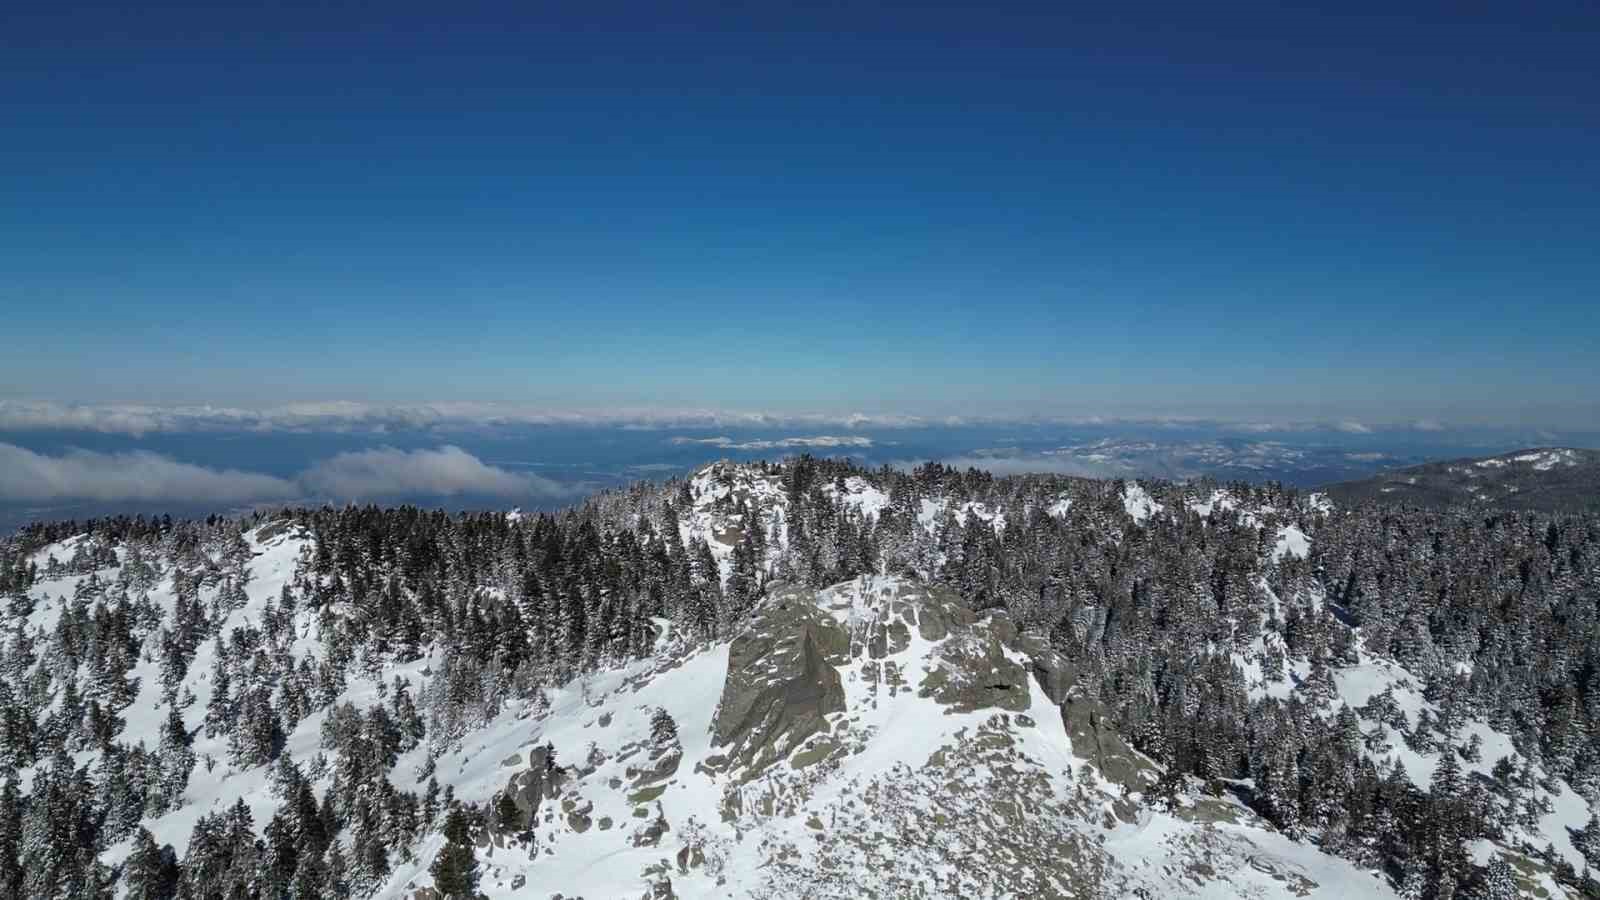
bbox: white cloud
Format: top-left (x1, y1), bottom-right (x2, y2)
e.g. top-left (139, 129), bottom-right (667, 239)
top-left (298, 446), bottom-right (574, 499)
top-left (0, 443), bottom-right (579, 504)
top-left (669, 435), bottom-right (874, 451)
top-left (0, 399), bottom-right (1512, 437)
top-left (0, 443), bottom-right (299, 503)
top-left (0, 400), bottom-right (939, 436)
top-left (0, 402), bottom-right (178, 437)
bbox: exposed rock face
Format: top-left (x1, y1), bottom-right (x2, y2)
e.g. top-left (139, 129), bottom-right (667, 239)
top-left (631, 805), bottom-right (670, 847)
top-left (627, 745), bottom-right (682, 787)
top-left (458, 573), bottom-right (1386, 900)
top-left (1061, 693), bottom-right (1150, 793)
top-left (919, 627), bottom-right (1031, 713)
top-left (819, 579), bottom-right (1034, 715)
top-left (1026, 644), bottom-right (1079, 706)
top-left (492, 743), bottom-right (567, 837)
top-left (710, 584), bottom-right (849, 774)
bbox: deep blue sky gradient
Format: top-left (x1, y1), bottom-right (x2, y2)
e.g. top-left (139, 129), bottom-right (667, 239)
top-left (4, 1), bottom-right (1597, 424)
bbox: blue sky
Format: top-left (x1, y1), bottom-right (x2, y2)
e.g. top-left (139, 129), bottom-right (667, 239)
top-left (3, 2), bottom-right (1597, 426)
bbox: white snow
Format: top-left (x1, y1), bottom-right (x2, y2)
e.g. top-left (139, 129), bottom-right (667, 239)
top-left (823, 475), bottom-right (889, 520)
top-left (1478, 449), bottom-right (1579, 472)
top-left (8, 464), bottom-right (1591, 900)
top-left (1188, 489), bottom-right (1238, 519)
top-left (1189, 489), bottom-right (1267, 528)
top-left (1273, 525), bottom-right (1310, 560)
top-left (1104, 808), bottom-right (1400, 899)
top-left (1122, 482), bottom-right (1163, 523)
top-left (916, 497), bottom-right (1005, 534)
top-left (1520, 449), bottom-right (1579, 470)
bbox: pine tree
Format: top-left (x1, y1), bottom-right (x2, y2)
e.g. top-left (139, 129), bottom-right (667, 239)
top-left (204, 643), bottom-right (233, 741)
top-left (153, 706), bottom-right (194, 814)
top-left (1475, 857), bottom-right (1519, 900)
top-left (429, 807), bottom-right (480, 899)
top-left (123, 828), bottom-right (178, 900)
top-left (1397, 856), bottom-right (1429, 900)
top-left (494, 792), bottom-right (521, 835)
top-left (0, 777), bottom-right (21, 900)
top-left (650, 707), bottom-right (679, 750)
top-left (1575, 812), bottom-right (1600, 870)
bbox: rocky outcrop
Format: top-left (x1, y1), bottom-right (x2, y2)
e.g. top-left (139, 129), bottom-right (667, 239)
top-left (626, 745), bottom-right (681, 787)
top-left (919, 628), bottom-right (1031, 713)
top-left (1061, 693), bottom-right (1149, 793)
top-left (492, 743), bottom-right (567, 836)
top-left (431, 571), bottom-right (1389, 900)
top-left (631, 804), bottom-right (670, 847)
top-left (1025, 644), bottom-right (1079, 706)
top-left (710, 584), bottom-right (849, 774)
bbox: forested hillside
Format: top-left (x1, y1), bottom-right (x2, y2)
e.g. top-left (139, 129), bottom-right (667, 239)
top-left (1322, 447), bottom-right (1600, 513)
top-left (1, 457), bottom-right (1597, 898)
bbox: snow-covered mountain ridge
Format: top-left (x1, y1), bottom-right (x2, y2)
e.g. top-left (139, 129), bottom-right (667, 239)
top-left (1322, 446), bottom-right (1600, 513)
top-left (0, 457), bottom-right (1595, 899)
top-left (422, 575), bottom-right (1417, 899)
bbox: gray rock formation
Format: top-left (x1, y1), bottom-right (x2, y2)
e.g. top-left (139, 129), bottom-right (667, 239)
top-left (1061, 692), bottom-right (1150, 793)
top-left (492, 743), bottom-right (567, 836)
top-left (919, 627), bottom-right (1031, 713)
top-left (709, 584), bottom-right (849, 774)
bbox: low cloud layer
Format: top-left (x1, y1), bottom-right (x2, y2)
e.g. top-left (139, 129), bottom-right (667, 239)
top-left (299, 446), bottom-right (570, 499)
top-left (0, 399), bottom-right (1508, 438)
top-left (0, 400), bottom-right (929, 438)
top-left (0, 443), bottom-right (299, 503)
top-left (0, 442), bottom-right (578, 504)
top-left (669, 435), bottom-right (874, 451)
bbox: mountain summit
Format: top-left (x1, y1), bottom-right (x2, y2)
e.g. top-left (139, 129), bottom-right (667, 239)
top-left (413, 574), bottom-right (1403, 899)
top-left (0, 458), bottom-right (1594, 899)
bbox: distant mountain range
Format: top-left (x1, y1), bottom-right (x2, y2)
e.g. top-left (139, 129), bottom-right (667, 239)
top-left (1320, 447), bottom-right (1600, 513)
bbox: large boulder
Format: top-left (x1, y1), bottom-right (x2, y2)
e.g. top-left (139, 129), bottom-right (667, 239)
top-left (1060, 693), bottom-right (1149, 793)
top-left (900, 582), bottom-right (977, 642)
top-left (710, 584), bottom-right (849, 774)
top-left (1028, 646), bottom-right (1079, 706)
top-left (492, 743), bottom-right (567, 836)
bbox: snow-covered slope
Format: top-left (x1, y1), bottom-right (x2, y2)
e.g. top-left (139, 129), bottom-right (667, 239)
top-left (5, 461), bottom-right (1593, 899)
top-left (396, 576), bottom-right (1407, 899)
top-left (10, 533), bottom-right (1424, 899)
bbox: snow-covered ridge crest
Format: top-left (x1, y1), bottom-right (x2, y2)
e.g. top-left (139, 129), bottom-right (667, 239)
top-left (434, 574), bottom-right (1416, 898)
top-left (6, 458), bottom-right (1593, 900)
top-left (1474, 449), bottom-right (1580, 471)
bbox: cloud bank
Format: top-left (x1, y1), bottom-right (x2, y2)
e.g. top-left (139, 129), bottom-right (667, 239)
top-left (669, 435), bottom-right (874, 451)
top-left (0, 444), bottom-right (299, 503)
top-left (0, 443), bottom-right (579, 504)
top-left (299, 446), bottom-right (570, 499)
top-left (0, 400), bottom-right (930, 437)
top-left (0, 399), bottom-right (1509, 438)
